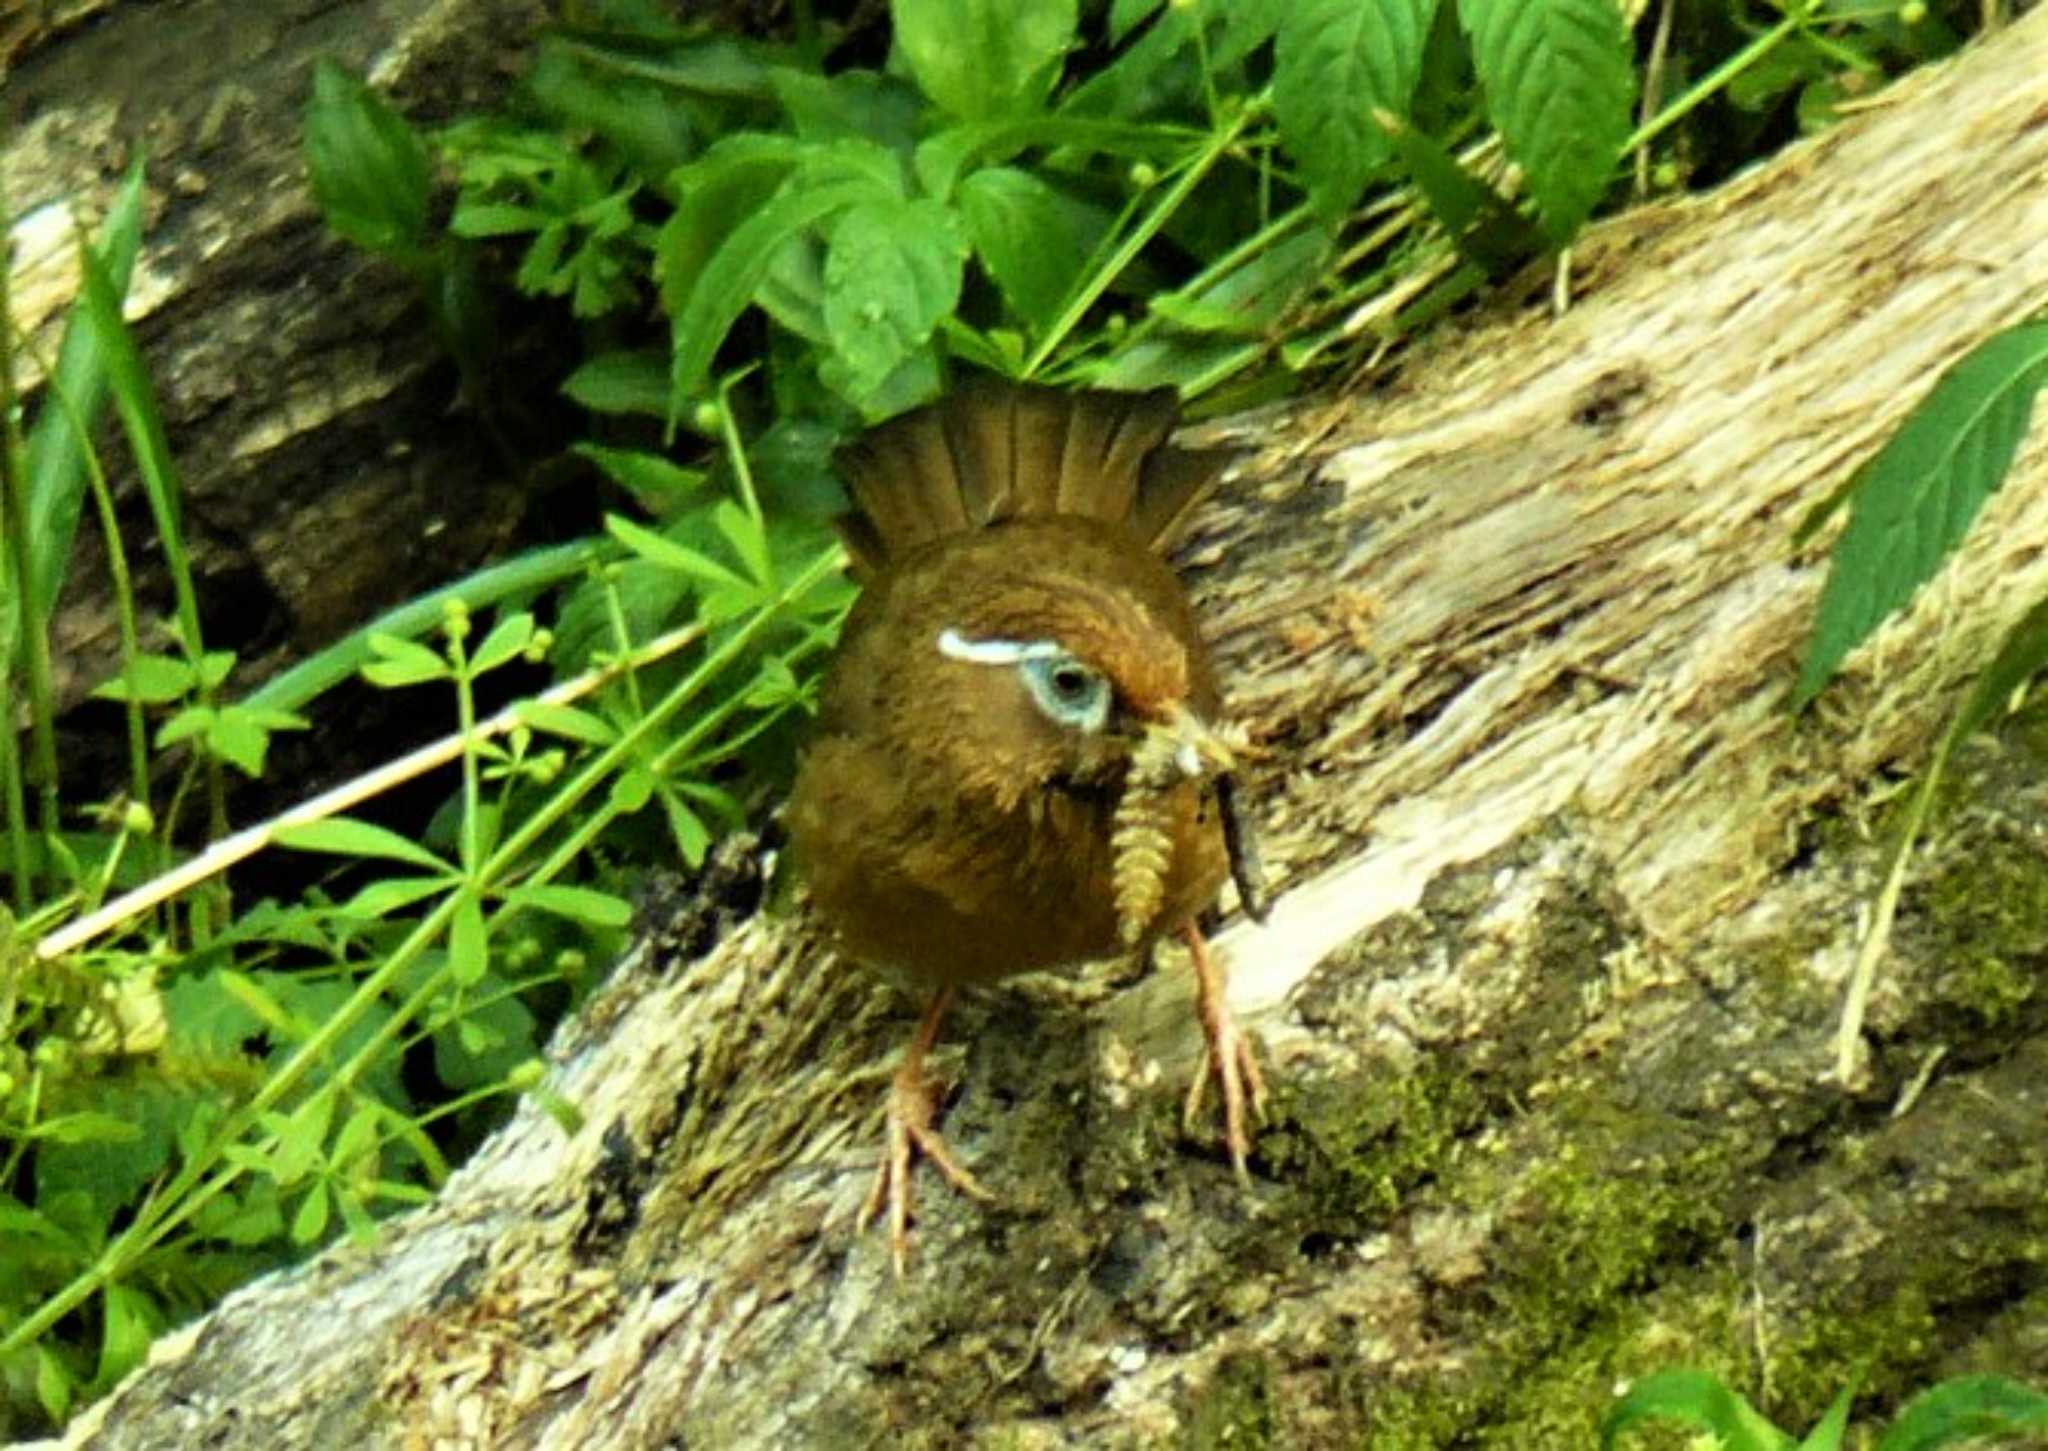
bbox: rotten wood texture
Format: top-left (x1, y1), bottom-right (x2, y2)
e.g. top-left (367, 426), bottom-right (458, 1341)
top-left (34, 12), bottom-right (2048, 1450)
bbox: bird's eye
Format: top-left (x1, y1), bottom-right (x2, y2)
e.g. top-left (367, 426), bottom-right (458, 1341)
top-left (1019, 653), bottom-right (1110, 732)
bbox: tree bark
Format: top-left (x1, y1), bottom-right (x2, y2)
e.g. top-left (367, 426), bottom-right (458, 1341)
top-left (30, 10), bottom-right (2048, 1450)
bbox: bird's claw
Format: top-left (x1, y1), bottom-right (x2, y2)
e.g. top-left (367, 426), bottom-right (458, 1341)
top-left (1181, 925), bottom-right (1267, 1185)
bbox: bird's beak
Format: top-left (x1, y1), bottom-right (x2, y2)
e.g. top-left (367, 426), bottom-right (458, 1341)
top-left (1150, 704), bottom-right (1237, 782)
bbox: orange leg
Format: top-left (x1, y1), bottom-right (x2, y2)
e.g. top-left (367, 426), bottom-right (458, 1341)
top-left (862, 986), bottom-right (994, 1275)
top-left (1180, 924), bottom-right (1268, 1185)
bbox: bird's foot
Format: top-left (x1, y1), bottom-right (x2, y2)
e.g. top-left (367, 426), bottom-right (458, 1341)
top-left (863, 995), bottom-right (994, 1276)
top-left (1180, 925), bottom-right (1268, 1185)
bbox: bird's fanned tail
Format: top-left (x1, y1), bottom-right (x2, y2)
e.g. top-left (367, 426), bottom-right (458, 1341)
top-left (831, 374), bottom-right (1235, 576)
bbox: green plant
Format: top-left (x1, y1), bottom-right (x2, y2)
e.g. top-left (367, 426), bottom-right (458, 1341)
top-left (1604, 1367), bottom-right (2048, 1449)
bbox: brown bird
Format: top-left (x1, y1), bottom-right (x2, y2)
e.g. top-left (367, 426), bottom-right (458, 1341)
top-left (786, 375), bottom-right (1269, 1274)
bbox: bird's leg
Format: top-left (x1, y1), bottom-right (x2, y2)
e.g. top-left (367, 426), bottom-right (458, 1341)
top-left (863, 986), bottom-right (994, 1275)
top-left (1180, 923), bottom-right (1267, 1185)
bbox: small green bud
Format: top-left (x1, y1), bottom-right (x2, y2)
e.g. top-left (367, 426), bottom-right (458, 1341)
top-left (441, 598), bottom-right (471, 642)
top-left (691, 400), bottom-right (723, 436)
top-left (1898, 0), bottom-right (1925, 21)
top-left (121, 800), bottom-right (157, 836)
top-left (1129, 161), bottom-right (1159, 190)
top-left (505, 1058), bottom-right (547, 1091)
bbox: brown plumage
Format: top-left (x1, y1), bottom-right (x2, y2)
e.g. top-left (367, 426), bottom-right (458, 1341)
top-left (786, 375), bottom-right (1267, 1274)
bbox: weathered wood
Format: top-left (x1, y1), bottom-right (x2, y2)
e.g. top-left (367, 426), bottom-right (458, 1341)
top-left (31, 10), bottom-right (2048, 1449)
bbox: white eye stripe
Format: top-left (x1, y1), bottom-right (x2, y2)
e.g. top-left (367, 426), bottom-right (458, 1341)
top-left (935, 629), bottom-right (1066, 665)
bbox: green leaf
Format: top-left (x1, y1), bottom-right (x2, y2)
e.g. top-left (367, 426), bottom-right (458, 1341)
top-left (610, 767), bottom-right (658, 814)
top-left (1794, 322), bottom-right (2048, 708)
top-left (361, 630), bottom-right (452, 687)
top-left (97, 1282), bottom-right (160, 1391)
top-left (562, 350), bottom-right (673, 417)
top-left (153, 706), bottom-right (211, 751)
top-left (207, 704), bottom-right (277, 777)
top-left (712, 499), bottom-right (773, 587)
top-left (1459, 0), bottom-right (1636, 241)
top-left (305, 61), bottom-right (433, 260)
top-left (1149, 225), bottom-right (1333, 336)
top-left (468, 611), bottom-right (537, 675)
top-left (1600, 1368), bottom-right (1795, 1451)
top-left (1378, 107), bottom-right (1549, 276)
top-left (276, 817), bottom-right (454, 871)
top-left (504, 883), bottom-right (634, 928)
top-left (450, 892), bottom-right (490, 987)
top-left (957, 166), bottom-right (1097, 330)
top-left (823, 198), bottom-right (968, 402)
top-left (27, 1112), bottom-right (143, 1147)
top-left (1797, 1384), bottom-right (1854, 1451)
top-left (607, 514), bottom-right (754, 592)
top-left (341, 875), bottom-right (457, 920)
top-left (892, 0), bottom-right (1078, 121)
top-left (291, 1183), bottom-right (332, 1245)
top-left (666, 178), bottom-right (882, 406)
top-left (90, 653), bottom-right (197, 704)
top-left (448, 201), bottom-right (549, 237)
top-left (1879, 1374), bottom-right (2048, 1451)
top-left (663, 789), bottom-right (712, 867)
top-left (25, 162), bottom-right (145, 630)
top-left (1274, 0), bottom-right (1437, 219)
top-left (516, 700), bottom-right (619, 746)
top-left (572, 443), bottom-right (708, 501)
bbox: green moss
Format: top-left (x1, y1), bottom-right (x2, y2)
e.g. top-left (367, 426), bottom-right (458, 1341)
top-left (1184, 1352), bottom-right (1277, 1449)
top-left (1267, 1059), bottom-right (1488, 1228)
top-left (1763, 1287), bottom-right (1938, 1432)
top-left (1914, 822), bottom-right (2048, 1030)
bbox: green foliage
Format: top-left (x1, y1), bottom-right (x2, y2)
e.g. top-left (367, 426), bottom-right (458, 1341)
top-left (1795, 321), bottom-right (2048, 710)
top-left (1603, 1367), bottom-right (2048, 1450)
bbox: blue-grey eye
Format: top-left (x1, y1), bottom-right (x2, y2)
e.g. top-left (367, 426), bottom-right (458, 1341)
top-left (1019, 653), bottom-right (1110, 732)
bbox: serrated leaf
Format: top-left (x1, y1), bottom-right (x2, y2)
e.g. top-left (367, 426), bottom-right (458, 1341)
top-left (823, 198), bottom-right (968, 401)
top-left (504, 883), bottom-right (634, 928)
top-left (1274, 0), bottom-right (1437, 219)
top-left (957, 166), bottom-right (1097, 329)
top-left (1459, 0), bottom-right (1636, 242)
top-left (305, 61), bottom-right (433, 260)
top-left (276, 817), bottom-right (454, 871)
top-left (893, 0), bottom-right (1078, 121)
top-left (1794, 322), bottom-right (2048, 708)
top-left (90, 653), bottom-right (196, 704)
